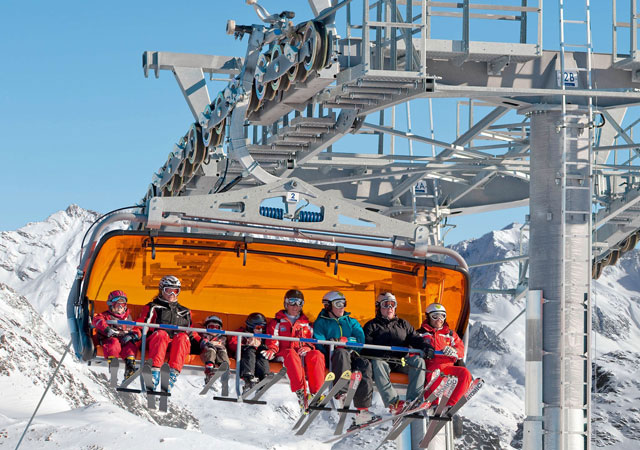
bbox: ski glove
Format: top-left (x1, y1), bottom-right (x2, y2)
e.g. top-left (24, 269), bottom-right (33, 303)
top-left (105, 327), bottom-right (123, 338)
top-left (442, 346), bottom-right (457, 357)
top-left (261, 349), bottom-right (276, 360)
top-left (120, 332), bottom-right (139, 345)
top-left (297, 346), bottom-right (311, 356)
top-left (424, 345), bottom-right (435, 360)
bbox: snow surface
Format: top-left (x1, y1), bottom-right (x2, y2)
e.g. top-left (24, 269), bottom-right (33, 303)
top-left (0, 208), bottom-right (639, 449)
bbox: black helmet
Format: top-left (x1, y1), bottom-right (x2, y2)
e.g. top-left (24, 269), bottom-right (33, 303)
top-left (245, 312), bottom-right (267, 332)
top-left (204, 315), bottom-right (223, 329)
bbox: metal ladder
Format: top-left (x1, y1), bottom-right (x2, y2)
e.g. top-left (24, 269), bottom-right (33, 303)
top-left (558, 1), bottom-right (593, 449)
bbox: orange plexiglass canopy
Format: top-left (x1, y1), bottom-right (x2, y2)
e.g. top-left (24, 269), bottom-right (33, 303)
top-left (84, 232), bottom-right (469, 335)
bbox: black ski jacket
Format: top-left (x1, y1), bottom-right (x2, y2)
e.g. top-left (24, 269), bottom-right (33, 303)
top-left (363, 315), bottom-right (428, 360)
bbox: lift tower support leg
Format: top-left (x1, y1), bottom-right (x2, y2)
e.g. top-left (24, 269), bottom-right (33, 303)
top-left (528, 106), bottom-right (592, 450)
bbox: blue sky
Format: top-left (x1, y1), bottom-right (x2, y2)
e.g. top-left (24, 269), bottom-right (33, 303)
top-left (0, 1), bottom-right (618, 244)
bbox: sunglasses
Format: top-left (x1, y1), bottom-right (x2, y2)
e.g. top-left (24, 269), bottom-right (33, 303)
top-left (163, 287), bottom-right (180, 295)
top-left (285, 298), bottom-right (304, 306)
top-left (331, 299), bottom-right (347, 308)
top-left (380, 300), bottom-right (397, 309)
top-left (429, 313), bottom-right (446, 321)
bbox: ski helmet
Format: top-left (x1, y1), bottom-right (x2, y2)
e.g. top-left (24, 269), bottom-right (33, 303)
top-left (159, 275), bottom-right (181, 290)
top-left (425, 303), bottom-right (446, 317)
top-left (245, 312), bottom-right (267, 331)
top-left (204, 315), bottom-right (223, 329)
top-left (322, 290), bottom-right (346, 307)
top-left (107, 290), bottom-right (128, 306)
top-left (375, 292), bottom-right (397, 308)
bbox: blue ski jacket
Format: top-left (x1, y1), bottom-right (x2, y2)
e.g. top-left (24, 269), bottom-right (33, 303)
top-left (313, 309), bottom-right (365, 346)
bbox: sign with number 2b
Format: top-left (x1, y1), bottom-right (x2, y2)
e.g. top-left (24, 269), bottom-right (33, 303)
top-left (557, 70), bottom-right (578, 88)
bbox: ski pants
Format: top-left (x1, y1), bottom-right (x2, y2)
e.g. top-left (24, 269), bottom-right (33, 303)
top-left (147, 330), bottom-right (190, 372)
top-left (239, 346), bottom-right (270, 381)
top-left (425, 363), bottom-right (472, 406)
top-left (101, 337), bottom-right (138, 360)
top-left (330, 347), bottom-right (373, 409)
top-left (371, 354), bottom-right (425, 406)
top-left (281, 348), bottom-right (325, 394)
top-left (200, 346), bottom-right (230, 368)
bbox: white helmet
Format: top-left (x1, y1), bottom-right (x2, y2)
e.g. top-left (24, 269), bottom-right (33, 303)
top-left (426, 303), bottom-right (446, 317)
top-left (159, 275), bottom-right (181, 290)
top-left (375, 292), bottom-right (397, 307)
top-left (322, 290), bottom-right (346, 306)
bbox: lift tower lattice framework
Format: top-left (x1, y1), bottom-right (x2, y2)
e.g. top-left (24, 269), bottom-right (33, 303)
top-left (141, 1), bottom-right (640, 449)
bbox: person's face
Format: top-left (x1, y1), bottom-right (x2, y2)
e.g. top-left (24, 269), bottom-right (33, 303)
top-left (428, 312), bottom-right (446, 329)
top-left (284, 297), bottom-right (304, 315)
top-left (330, 299), bottom-right (346, 317)
top-left (162, 287), bottom-right (180, 302)
top-left (379, 300), bottom-right (397, 319)
top-left (111, 300), bottom-right (127, 315)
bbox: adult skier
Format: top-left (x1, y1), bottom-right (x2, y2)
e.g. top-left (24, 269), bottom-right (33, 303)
top-left (263, 289), bottom-right (325, 410)
top-left (363, 292), bottom-right (434, 414)
top-left (137, 275), bottom-right (195, 392)
top-left (92, 290), bottom-right (140, 380)
top-left (313, 290), bottom-right (380, 428)
top-left (417, 303), bottom-right (472, 409)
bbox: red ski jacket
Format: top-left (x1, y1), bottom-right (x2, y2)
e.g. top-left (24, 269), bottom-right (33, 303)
top-left (417, 321), bottom-right (465, 369)
top-left (92, 310), bottom-right (140, 342)
top-left (265, 310), bottom-right (315, 357)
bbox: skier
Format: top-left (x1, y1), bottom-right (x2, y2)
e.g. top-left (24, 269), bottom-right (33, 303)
top-left (196, 315), bottom-right (230, 384)
top-left (228, 312), bottom-right (270, 391)
top-left (363, 292), bottom-right (435, 414)
top-left (263, 289), bottom-right (325, 410)
top-left (137, 275), bottom-right (195, 392)
top-left (92, 290), bottom-right (140, 380)
top-left (417, 303), bottom-right (472, 410)
top-left (313, 290), bottom-right (380, 428)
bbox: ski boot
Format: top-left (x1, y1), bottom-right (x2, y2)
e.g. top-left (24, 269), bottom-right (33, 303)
top-left (204, 363), bottom-right (215, 385)
top-left (151, 367), bottom-right (161, 391)
top-left (242, 376), bottom-right (257, 393)
top-left (388, 399), bottom-right (406, 416)
top-left (168, 368), bottom-right (179, 393)
top-left (295, 388), bottom-right (308, 411)
top-left (348, 409), bottom-right (382, 431)
top-left (124, 357), bottom-right (136, 380)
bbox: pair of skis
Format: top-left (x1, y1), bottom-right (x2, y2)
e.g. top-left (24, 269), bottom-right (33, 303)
top-left (418, 377), bottom-right (484, 448)
top-left (294, 370), bottom-right (359, 435)
top-left (114, 360), bottom-right (171, 412)
top-left (199, 361), bottom-right (230, 396)
top-left (213, 366), bottom-right (288, 405)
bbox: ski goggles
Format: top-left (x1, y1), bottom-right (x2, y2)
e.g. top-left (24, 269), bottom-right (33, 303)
top-left (252, 325), bottom-right (265, 332)
top-left (285, 298), bottom-right (304, 306)
top-left (205, 323), bottom-right (222, 330)
top-left (331, 299), bottom-right (347, 308)
top-left (429, 312), bottom-right (446, 321)
top-left (163, 287), bottom-right (180, 296)
top-left (380, 300), bottom-right (397, 309)
top-left (108, 296), bottom-right (127, 304)
top-left (111, 299), bottom-right (127, 309)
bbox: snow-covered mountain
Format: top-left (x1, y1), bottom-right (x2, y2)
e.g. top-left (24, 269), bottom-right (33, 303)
top-left (0, 208), bottom-right (638, 449)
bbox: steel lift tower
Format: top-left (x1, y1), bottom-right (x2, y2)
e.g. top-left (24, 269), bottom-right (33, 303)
top-left (141, 1), bottom-right (640, 448)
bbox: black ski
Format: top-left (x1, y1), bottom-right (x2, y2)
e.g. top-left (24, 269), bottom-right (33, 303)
top-left (141, 363), bottom-right (156, 410)
top-left (292, 372), bottom-right (336, 430)
top-left (242, 366), bottom-right (288, 404)
top-left (199, 361), bottom-right (230, 396)
top-left (159, 363), bottom-right (171, 412)
top-left (109, 358), bottom-right (119, 388)
top-left (333, 371), bottom-right (362, 435)
top-left (419, 378), bottom-right (484, 448)
top-left (295, 370), bottom-right (351, 436)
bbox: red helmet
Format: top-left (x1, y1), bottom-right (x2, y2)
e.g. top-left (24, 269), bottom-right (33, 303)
top-left (107, 290), bottom-right (128, 306)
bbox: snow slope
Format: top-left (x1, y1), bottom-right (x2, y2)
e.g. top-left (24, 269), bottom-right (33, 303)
top-left (1, 209), bottom-right (639, 449)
